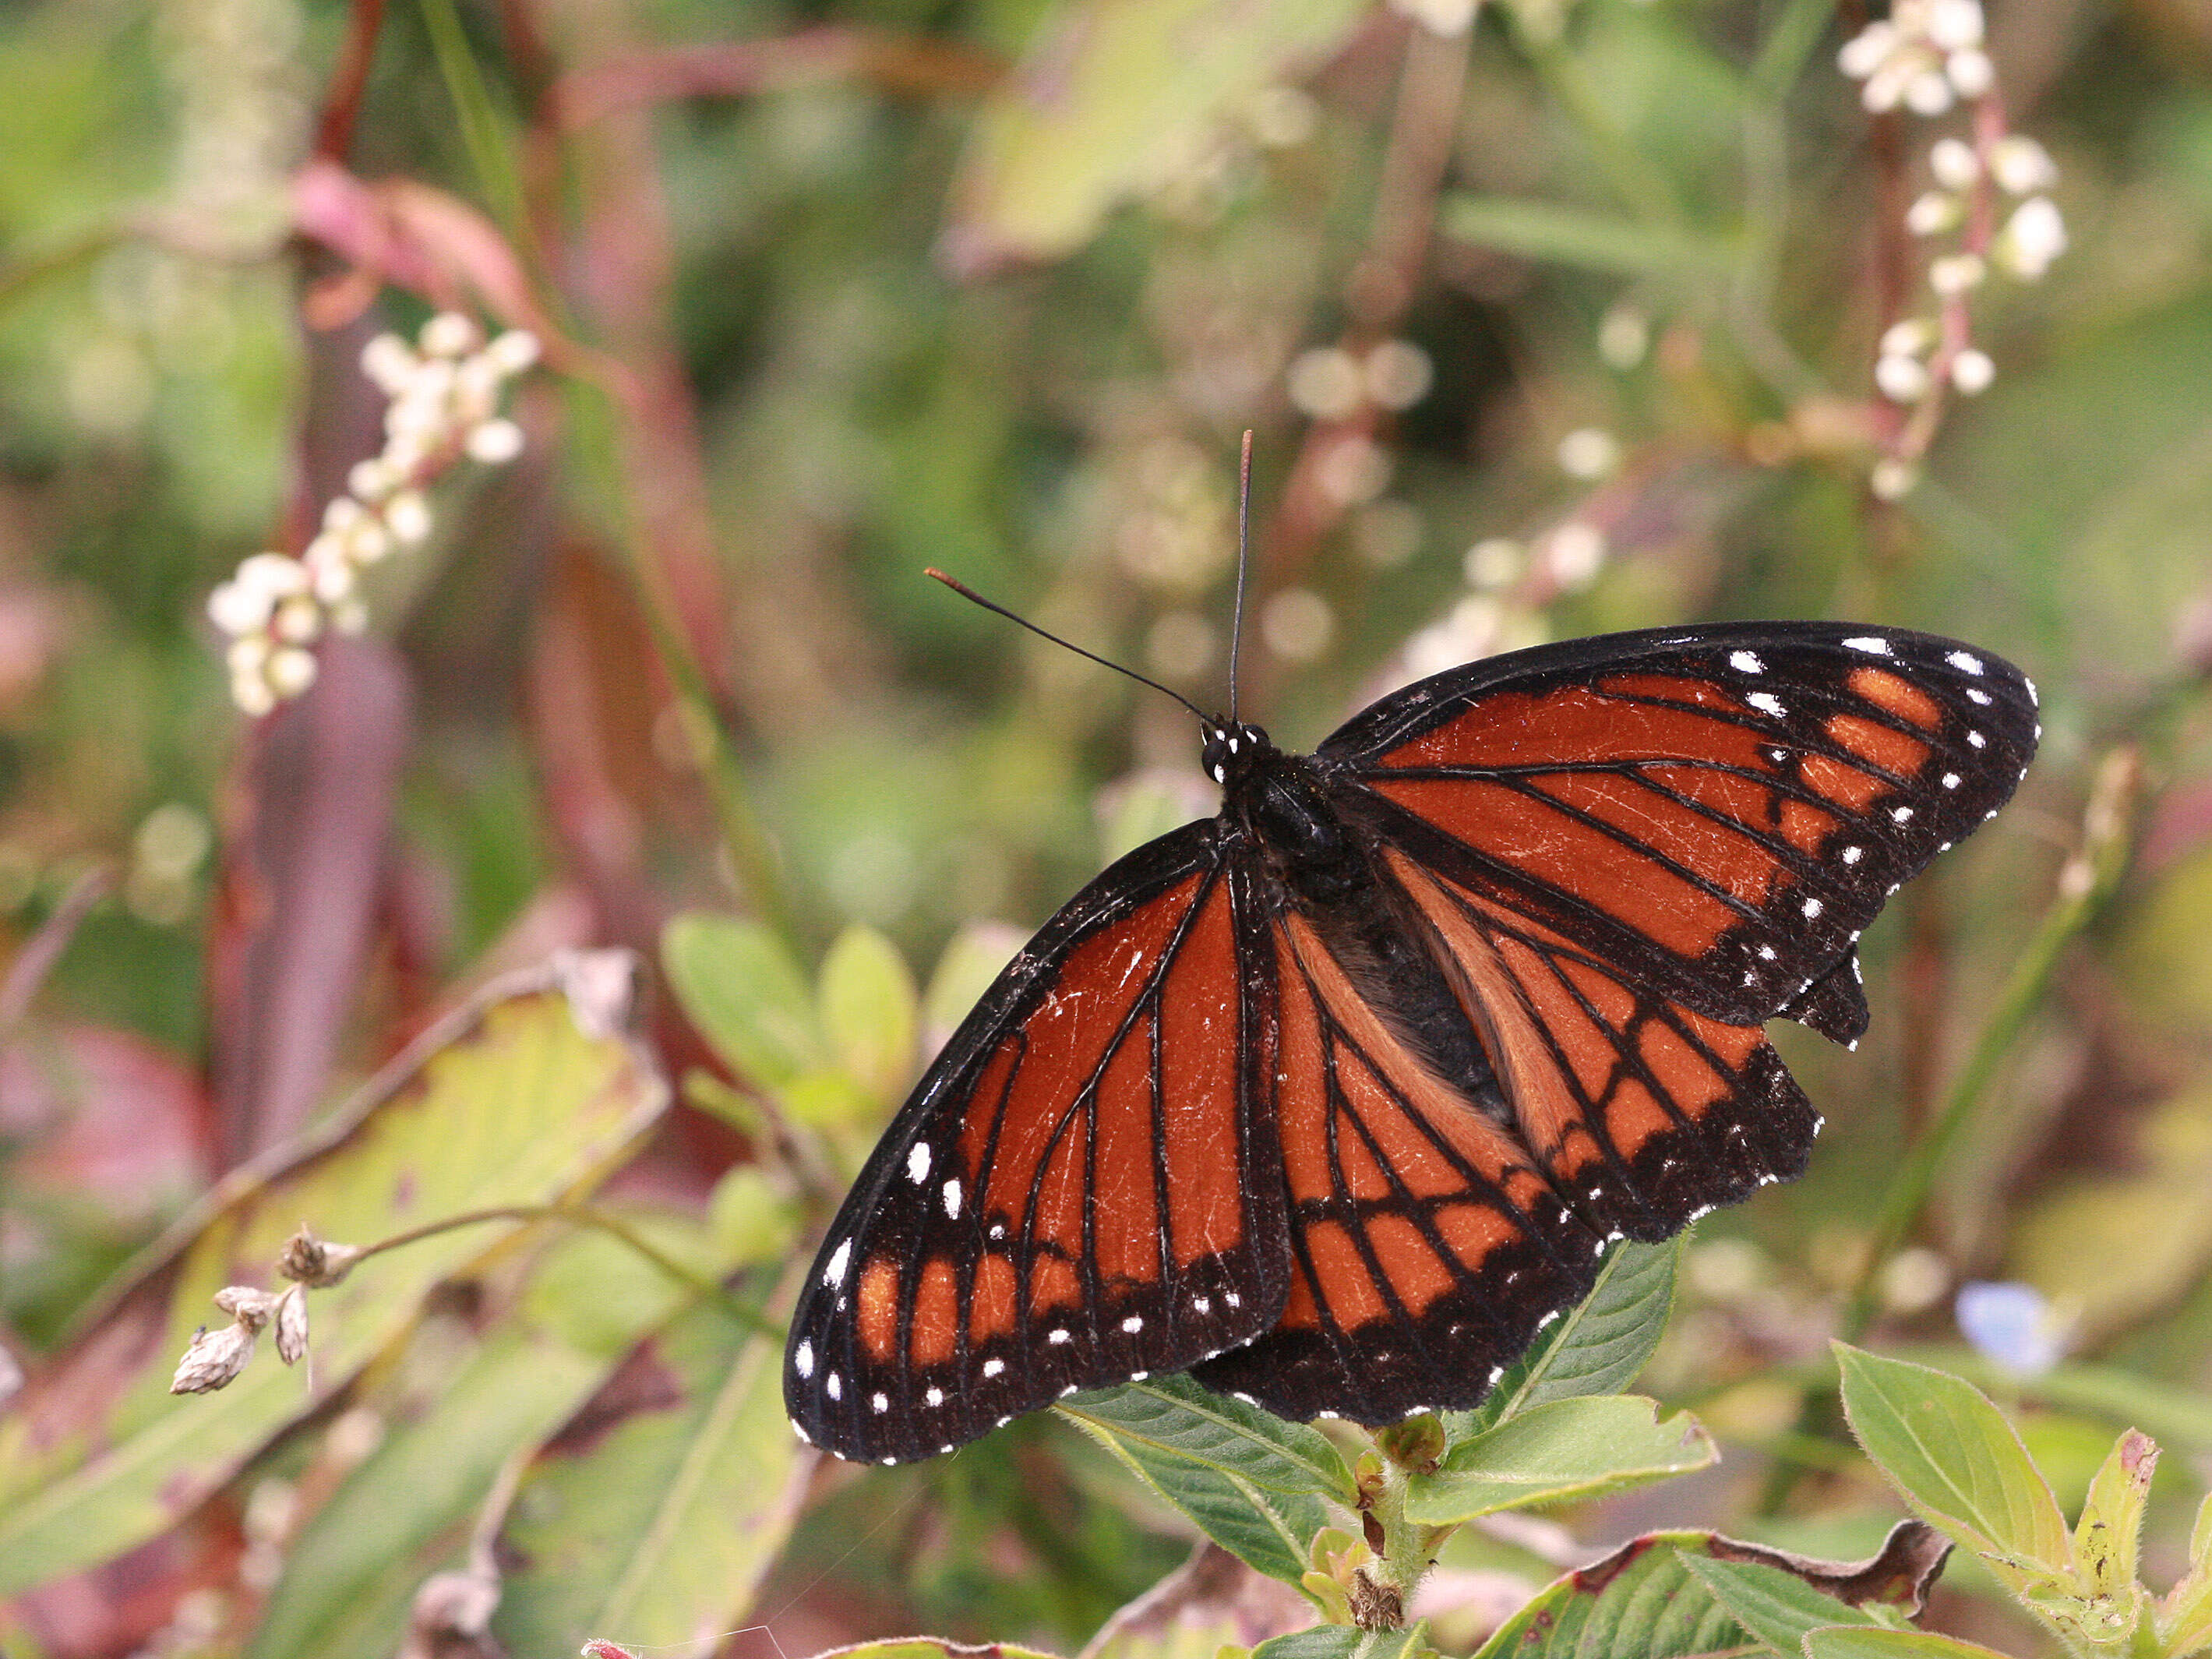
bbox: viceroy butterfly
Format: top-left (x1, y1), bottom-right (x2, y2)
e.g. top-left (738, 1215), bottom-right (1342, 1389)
top-left (783, 605), bottom-right (2037, 1464)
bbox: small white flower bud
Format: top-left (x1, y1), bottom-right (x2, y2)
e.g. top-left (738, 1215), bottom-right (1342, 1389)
top-left (1463, 538), bottom-right (1524, 589)
top-left (346, 518), bottom-right (390, 563)
top-left (1597, 304), bottom-right (1650, 369)
top-left (386, 491), bottom-right (432, 544)
top-left (310, 557), bottom-right (355, 604)
top-left (274, 1287), bottom-right (309, 1365)
top-left (331, 599), bottom-right (369, 635)
top-left (1951, 348), bottom-right (1995, 393)
top-left (453, 356), bottom-right (503, 415)
top-left (1998, 196), bottom-right (2067, 277)
top-left (361, 334), bottom-right (418, 394)
top-left (419, 312), bottom-right (482, 358)
top-left (208, 580), bottom-right (273, 636)
top-left (1931, 252), bottom-right (1987, 295)
top-left (485, 330), bottom-right (542, 374)
top-left (231, 671), bottom-right (277, 717)
top-left (1862, 61), bottom-right (1910, 112)
top-left (1946, 48), bottom-right (1993, 97)
top-left (1556, 428), bottom-right (1621, 478)
top-left (237, 552), bottom-right (309, 597)
top-left (171, 1321), bottom-right (259, 1393)
top-left (226, 635), bottom-right (270, 676)
top-left (410, 358), bottom-right (457, 404)
top-left (1364, 341), bottom-right (1434, 411)
top-left (1989, 135), bottom-right (2059, 195)
top-left (1880, 318), bottom-right (1937, 358)
top-left (1904, 69), bottom-right (1955, 115)
top-left (348, 458), bottom-right (394, 501)
top-left (323, 497), bottom-right (365, 534)
top-left (1925, 0), bottom-right (1984, 50)
top-left (267, 648), bottom-right (319, 699)
top-left (1547, 523), bottom-right (1606, 589)
top-left (272, 596), bottom-right (323, 644)
top-left (1929, 136), bottom-right (1981, 189)
top-left (1907, 191), bottom-right (1961, 235)
top-left (280, 1227), bottom-right (366, 1287)
top-left (1875, 354), bottom-right (1932, 401)
top-left (1870, 457), bottom-right (1919, 500)
top-left (465, 418), bottom-right (525, 464)
top-left (1287, 348), bottom-right (1365, 420)
top-left (1838, 21), bottom-right (1896, 77)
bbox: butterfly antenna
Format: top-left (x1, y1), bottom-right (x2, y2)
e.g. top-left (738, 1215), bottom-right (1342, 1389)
top-left (924, 568), bottom-right (1210, 724)
top-left (1229, 430), bottom-right (1253, 725)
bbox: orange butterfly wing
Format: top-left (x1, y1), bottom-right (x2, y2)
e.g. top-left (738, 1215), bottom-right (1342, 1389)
top-left (784, 825), bottom-right (1288, 1463)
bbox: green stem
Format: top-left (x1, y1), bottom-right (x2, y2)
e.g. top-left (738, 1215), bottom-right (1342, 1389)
top-left (1511, 19), bottom-right (1683, 229)
top-left (354, 1201), bottom-right (785, 1340)
top-left (1834, 750), bottom-right (2136, 1347)
top-left (418, 0), bottom-right (532, 242)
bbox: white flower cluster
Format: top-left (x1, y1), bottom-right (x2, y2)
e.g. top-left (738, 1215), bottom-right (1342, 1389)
top-left (1838, 0), bottom-right (1992, 115)
top-left (206, 312), bottom-right (538, 714)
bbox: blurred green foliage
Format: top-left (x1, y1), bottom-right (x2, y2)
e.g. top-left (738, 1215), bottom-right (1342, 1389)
top-left (5, 0), bottom-right (2212, 1649)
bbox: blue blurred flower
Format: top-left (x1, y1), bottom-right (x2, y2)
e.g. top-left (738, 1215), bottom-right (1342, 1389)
top-left (1955, 1281), bottom-right (2066, 1375)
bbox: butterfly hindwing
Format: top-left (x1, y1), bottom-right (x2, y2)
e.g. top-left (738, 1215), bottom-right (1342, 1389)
top-left (785, 823), bottom-right (1290, 1463)
top-left (1324, 624), bottom-right (2037, 1030)
top-left (1194, 910), bottom-right (1601, 1425)
top-left (1379, 851), bottom-right (1821, 1242)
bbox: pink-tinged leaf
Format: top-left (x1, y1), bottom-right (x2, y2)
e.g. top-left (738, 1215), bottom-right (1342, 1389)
top-left (206, 637), bottom-right (410, 1161)
top-left (0, 1025), bottom-right (210, 1216)
top-left (289, 158), bottom-right (563, 347)
top-left (0, 953), bottom-right (666, 1601)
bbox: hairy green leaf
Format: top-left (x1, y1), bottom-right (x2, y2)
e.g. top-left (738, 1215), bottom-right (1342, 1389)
top-left (818, 923), bottom-right (918, 1103)
top-left (664, 913), bottom-right (821, 1089)
top-left (1057, 1375), bottom-right (1353, 1584)
top-left (1407, 1396), bottom-right (1714, 1524)
top-left (1446, 1239), bottom-right (1678, 1443)
top-left (1679, 1555), bottom-right (1885, 1656)
top-left (1254, 1620), bottom-right (1430, 1659)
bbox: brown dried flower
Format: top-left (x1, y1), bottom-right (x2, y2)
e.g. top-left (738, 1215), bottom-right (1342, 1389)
top-left (279, 1226), bottom-right (365, 1288)
top-left (274, 1285), bottom-right (309, 1366)
top-left (171, 1321), bottom-right (259, 1394)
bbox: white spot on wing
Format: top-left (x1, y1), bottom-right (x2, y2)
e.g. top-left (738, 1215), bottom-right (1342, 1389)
top-left (824, 1239), bottom-right (852, 1287)
top-left (1121, 1315), bottom-right (1144, 1333)
top-left (1947, 650), bottom-right (1985, 675)
top-left (1193, 1295), bottom-right (1211, 1315)
top-left (1748, 691), bottom-right (1787, 718)
top-left (908, 1142), bottom-right (931, 1183)
top-left (943, 1177), bottom-right (963, 1217)
top-left (1730, 650), bottom-right (1766, 674)
top-left (927, 1385), bottom-right (945, 1405)
top-left (1942, 772), bottom-right (1960, 789)
top-left (872, 1392), bottom-right (890, 1414)
top-left (1842, 845), bottom-right (1863, 863)
top-left (827, 1371), bottom-right (842, 1401)
top-left (1049, 1328), bottom-right (1071, 1345)
top-left (1802, 898), bottom-right (1824, 919)
top-left (1966, 687), bottom-right (1992, 706)
top-left (1892, 806), bottom-right (1914, 823)
top-left (1843, 636), bottom-right (1892, 655)
top-left (982, 1359), bottom-right (1004, 1378)
top-left (795, 1340), bottom-right (814, 1378)
top-left (1967, 730), bottom-right (1986, 748)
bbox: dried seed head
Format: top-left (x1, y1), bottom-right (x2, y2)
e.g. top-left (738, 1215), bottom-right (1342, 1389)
top-left (274, 1286), bottom-right (310, 1365)
top-left (172, 1321), bottom-right (259, 1393)
top-left (280, 1226), bottom-right (365, 1288)
top-left (214, 1285), bottom-right (279, 1330)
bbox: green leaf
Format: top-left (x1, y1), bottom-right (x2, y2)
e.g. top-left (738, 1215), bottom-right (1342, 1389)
top-left (1679, 1555), bottom-right (1885, 1657)
top-left (1469, 1532), bottom-right (1762, 1659)
top-left (1834, 1344), bottom-right (2075, 1594)
top-left (1406, 1396), bottom-right (1715, 1524)
top-left (1055, 1375), bottom-right (1353, 1585)
top-left (944, 0), bottom-right (1369, 267)
top-left (707, 1165), bottom-right (800, 1270)
top-left (1801, 1630), bottom-right (2016, 1659)
top-left (1439, 195), bottom-right (1726, 276)
top-left (246, 1243), bottom-right (678, 1659)
top-left (493, 1283), bottom-right (807, 1653)
top-left (663, 912), bottom-right (821, 1088)
top-left (0, 958), bottom-right (666, 1599)
top-left (2157, 1493), bottom-right (2212, 1656)
top-left (1446, 1239), bottom-right (1678, 1442)
top-left (922, 921), bottom-right (1021, 1045)
top-left (1253, 1621), bottom-right (1430, 1659)
top-left (2073, 1428), bottom-right (2156, 1599)
top-left (817, 923), bottom-right (918, 1103)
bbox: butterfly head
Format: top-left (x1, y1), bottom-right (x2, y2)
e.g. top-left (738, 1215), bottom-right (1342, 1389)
top-left (1202, 719), bottom-right (1272, 788)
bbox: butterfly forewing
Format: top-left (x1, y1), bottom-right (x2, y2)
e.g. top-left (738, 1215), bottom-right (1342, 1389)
top-left (1194, 911), bottom-right (1601, 1425)
top-left (785, 824), bottom-right (1289, 1463)
top-left (1324, 625), bottom-right (2037, 1029)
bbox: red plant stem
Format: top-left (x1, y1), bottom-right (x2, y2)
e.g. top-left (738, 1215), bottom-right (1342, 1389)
top-left (312, 0), bottom-right (388, 162)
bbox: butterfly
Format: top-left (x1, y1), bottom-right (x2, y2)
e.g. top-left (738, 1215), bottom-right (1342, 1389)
top-left (782, 619), bottom-right (2038, 1463)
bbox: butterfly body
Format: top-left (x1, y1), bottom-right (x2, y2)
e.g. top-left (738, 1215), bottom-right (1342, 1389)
top-left (785, 623), bottom-right (2038, 1463)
